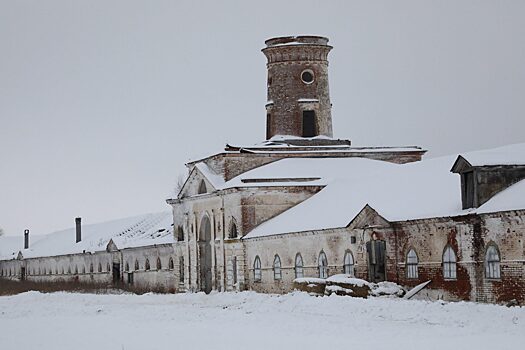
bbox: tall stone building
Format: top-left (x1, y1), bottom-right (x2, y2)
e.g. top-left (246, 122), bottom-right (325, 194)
top-left (1, 36), bottom-right (525, 304)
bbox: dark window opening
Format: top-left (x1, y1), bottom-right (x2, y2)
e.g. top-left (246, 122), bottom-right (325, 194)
top-left (463, 171), bottom-right (474, 208)
top-left (266, 113), bottom-right (272, 139)
top-left (301, 70), bottom-right (314, 84)
top-left (177, 226), bottom-right (184, 241)
top-left (229, 220), bottom-right (238, 239)
top-left (198, 180), bottom-right (207, 194)
top-left (179, 256), bottom-right (185, 283)
top-left (302, 110), bottom-right (316, 137)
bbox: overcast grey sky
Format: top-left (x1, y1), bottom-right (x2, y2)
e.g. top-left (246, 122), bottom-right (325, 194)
top-left (1, 0), bottom-right (524, 238)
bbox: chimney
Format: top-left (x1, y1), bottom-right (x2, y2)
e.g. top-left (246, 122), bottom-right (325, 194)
top-left (75, 217), bottom-right (81, 243)
top-left (24, 229), bottom-right (29, 249)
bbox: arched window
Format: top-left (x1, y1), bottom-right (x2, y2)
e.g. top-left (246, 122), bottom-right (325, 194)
top-left (229, 220), bottom-right (238, 239)
top-left (295, 253), bottom-right (304, 279)
top-left (157, 257), bottom-right (162, 270)
top-left (318, 251), bottom-right (328, 278)
top-left (67, 266), bottom-right (71, 274)
top-left (82, 266), bottom-right (86, 274)
top-left (125, 262), bottom-right (129, 272)
top-left (169, 257), bottom-right (174, 270)
top-left (485, 244), bottom-right (501, 279)
top-left (145, 259), bottom-right (150, 271)
top-left (135, 260), bottom-right (139, 271)
top-left (98, 263), bottom-right (102, 273)
top-left (90, 263), bottom-right (94, 273)
top-left (254, 256), bottom-right (262, 282)
top-left (177, 226), bottom-right (184, 241)
top-left (198, 180), bottom-right (207, 194)
top-left (74, 266), bottom-right (78, 274)
top-left (273, 255), bottom-right (282, 280)
top-left (443, 246), bottom-right (457, 280)
top-left (179, 256), bottom-right (185, 283)
top-left (406, 249), bottom-right (418, 279)
top-left (343, 251), bottom-right (355, 276)
top-left (107, 263), bottom-right (111, 272)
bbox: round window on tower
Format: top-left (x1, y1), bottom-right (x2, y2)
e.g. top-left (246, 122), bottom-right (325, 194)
top-left (301, 69), bottom-right (314, 84)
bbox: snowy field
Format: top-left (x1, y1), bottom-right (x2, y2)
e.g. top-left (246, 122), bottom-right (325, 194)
top-left (1, 291), bottom-right (524, 350)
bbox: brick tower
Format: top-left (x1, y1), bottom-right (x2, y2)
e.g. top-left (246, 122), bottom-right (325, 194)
top-left (263, 36), bottom-right (333, 140)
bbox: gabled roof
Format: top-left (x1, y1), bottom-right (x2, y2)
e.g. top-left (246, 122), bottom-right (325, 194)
top-left (451, 143), bottom-right (525, 172)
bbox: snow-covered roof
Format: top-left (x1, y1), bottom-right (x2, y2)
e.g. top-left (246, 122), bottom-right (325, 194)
top-left (0, 212), bottom-right (173, 260)
top-left (455, 143), bottom-right (525, 167)
top-left (244, 143), bottom-right (525, 239)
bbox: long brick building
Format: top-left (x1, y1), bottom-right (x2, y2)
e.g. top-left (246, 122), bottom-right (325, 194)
top-left (1, 36), bottom-right (524, 304)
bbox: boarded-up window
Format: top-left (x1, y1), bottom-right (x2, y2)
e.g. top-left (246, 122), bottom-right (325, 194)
top-left (302, 110), bottom-right (316, 137)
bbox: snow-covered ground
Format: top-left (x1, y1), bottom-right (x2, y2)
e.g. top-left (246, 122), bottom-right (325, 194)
top-left (0, 291), bottom-right (523, 350)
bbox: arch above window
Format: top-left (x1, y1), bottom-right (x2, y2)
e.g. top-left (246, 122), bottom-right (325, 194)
top-left (406, 249), bottom-right (418, 279)
top-left (198, 180), bottom-right (207, 194)
top-left (254, 256), bottom-right (262, 282)
top-left (485, 244), bottom-right (501, 279)
top-left (273, 255), bottom-right (282, 281)
top-left (343, 251), bottom-right (355, 276)
top-left (443, 245), bottom-right (457, 280)
top-left (145, 259), bottom-right (151, 271)
top-left (319, 251), bottom-right (328, 279)
top-left (295, 253), bottom-right (304, 279)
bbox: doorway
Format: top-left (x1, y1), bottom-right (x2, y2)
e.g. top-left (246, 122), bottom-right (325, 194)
top-left (302, 110), bottom-right (316, 137)
top-left (112, 263), bottom-right (121, 283)
top-left (199, 215), bottom-right (213, 294)
top-left (366, 235), bottom-right (386, 282)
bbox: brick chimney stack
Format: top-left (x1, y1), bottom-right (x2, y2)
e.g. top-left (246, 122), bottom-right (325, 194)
top-left (75, 217), bottom-right (81, 243)
top-left (262, 36), bottom-right (333, 139)
top-left (24, 229), bottom-right (29, 249)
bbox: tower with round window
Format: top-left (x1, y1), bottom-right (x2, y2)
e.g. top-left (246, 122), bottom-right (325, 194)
top-left (262, 36), bottom-right (333, 139)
